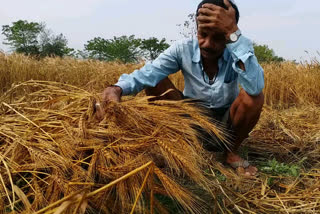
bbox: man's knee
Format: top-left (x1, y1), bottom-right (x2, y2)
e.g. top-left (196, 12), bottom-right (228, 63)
top-left (238, 89), bottom-right (264, 112)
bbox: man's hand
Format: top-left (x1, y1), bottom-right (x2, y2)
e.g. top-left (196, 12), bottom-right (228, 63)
top-left (197, 0), bottom-right (238, 40)
top-left (101, 86), bottom-right (122, 103)
top-left (95, 86), bottom-right (122, 120)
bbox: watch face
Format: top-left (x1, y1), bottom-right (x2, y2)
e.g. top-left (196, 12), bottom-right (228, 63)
top-left (230, 33), bottom-right (238, 42)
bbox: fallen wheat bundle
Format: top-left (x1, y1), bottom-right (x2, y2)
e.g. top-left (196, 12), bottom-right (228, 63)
top-left (0, 80), bottom-right (229, 213)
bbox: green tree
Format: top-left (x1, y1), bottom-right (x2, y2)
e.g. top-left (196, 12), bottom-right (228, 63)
top-left (140, 37), bottom-right (169, 61)
top-left (2, 20), bottom-right (73, 57)
top-left (253, 43), bottom-right (285, 63)
top-left (84, 35), bottom-right (142, 63)
top-left (2, 20), bottom-right (43, 55)
top-left (83, 37), bottom-right (109, 60)
top-left (39, 29), bottom-right (74, 57)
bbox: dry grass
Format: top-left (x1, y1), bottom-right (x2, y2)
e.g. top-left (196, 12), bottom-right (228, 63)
top-left (0, 53), bottom-right (319, 213)
top-left (263, 62), bottom-right (320, 108)
top-left (219, 104), bottom-right (320, 213)
top-left (0, 80), bottom-right (227, 213)
top-left (0, 53), bottom-right (141, 94)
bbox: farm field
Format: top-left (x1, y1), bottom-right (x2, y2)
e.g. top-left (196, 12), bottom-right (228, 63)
top-left (0, 53), bottom-right (319, 213)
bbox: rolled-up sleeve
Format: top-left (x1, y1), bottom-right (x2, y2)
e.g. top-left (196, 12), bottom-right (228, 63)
top-left (226, 36), bottom-right (264, 96)
top-left (115, 42), bottom-right (181, 95)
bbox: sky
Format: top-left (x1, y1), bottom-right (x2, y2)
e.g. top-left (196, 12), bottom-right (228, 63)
top-left (0, 0), bottom-right (319, 61)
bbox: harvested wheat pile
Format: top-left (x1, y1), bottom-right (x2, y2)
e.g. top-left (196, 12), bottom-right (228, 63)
top-left (0, 80), bottom-right (229, 213)
top-left (1, 54), bottom-right (320, 213)
top-left (1, 81), bottom-right (320, 214)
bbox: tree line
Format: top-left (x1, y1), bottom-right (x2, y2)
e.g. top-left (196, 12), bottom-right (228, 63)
top-left (1, 20), bottom-right (284, 63)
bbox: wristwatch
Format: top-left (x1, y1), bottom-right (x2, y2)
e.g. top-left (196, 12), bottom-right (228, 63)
top-left (229, 29), bottom-right (242, 43)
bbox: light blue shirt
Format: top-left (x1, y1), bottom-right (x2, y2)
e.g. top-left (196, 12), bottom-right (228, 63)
top-left (115, 35), bottom-right (264, 108)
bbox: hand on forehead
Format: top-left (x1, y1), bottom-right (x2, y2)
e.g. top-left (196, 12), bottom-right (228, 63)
top-left (199, 0), bottom-right (233, 13)
top-left (196, 0), bottom-right (238, 39)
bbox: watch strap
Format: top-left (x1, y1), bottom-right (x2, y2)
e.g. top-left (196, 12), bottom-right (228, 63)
top-left (235, 29), bottom-right (242, 37)
top-left (229, 29), bottom-right (242, 43)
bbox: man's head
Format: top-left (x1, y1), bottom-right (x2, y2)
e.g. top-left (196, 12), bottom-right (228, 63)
top-left (196, 0), bottom-right (239, 24)
top-left (196, 0), bottom-right (240, 60)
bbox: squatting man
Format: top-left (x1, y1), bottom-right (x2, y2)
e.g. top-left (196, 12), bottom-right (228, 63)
top-left (97, 0), bottom-right (264, 176)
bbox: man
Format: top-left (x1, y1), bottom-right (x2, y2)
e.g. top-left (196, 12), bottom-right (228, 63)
top-left (99, 0), bottom-right (264, 176)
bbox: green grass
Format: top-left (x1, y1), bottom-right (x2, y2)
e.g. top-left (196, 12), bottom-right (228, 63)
top-left (258, 158), bottom-right (304, 177)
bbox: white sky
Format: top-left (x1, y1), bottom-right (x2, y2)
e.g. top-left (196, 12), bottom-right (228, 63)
top-left (0, 0), bottom-right (319, 61)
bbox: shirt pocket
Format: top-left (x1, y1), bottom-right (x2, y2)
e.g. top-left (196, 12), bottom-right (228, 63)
top-left (223, 79), bottom-right (239, 106)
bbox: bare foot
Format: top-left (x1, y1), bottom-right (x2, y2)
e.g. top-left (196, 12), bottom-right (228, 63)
top-left (226, 152), bottom-right (258, 177)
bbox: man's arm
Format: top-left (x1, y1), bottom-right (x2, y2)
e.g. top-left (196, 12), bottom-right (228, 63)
top-left (115, 43), bottom-right (181, 95)
top-left (102, 42), bottom-right (182, 102)
top-left (227, 36), bottom-right (264, 96)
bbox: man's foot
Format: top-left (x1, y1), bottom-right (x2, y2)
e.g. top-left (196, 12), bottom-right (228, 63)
top-left (226, 152), bottom-right (258, 177)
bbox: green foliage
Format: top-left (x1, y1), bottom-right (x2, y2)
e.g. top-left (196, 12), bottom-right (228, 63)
top-left (258, 158), bottom-right (301, 177)
top-left (39, 30), bottom-right (74, 57)
top-left (140, 37), bottom-right (169, 61)
top-left (2, 20), bottom-right (72, 57)
top-left (215, 171), bottom-right (227, 182)
top-left (85, 35), bottom-right (142, 63)
top-left (253, 43), bottom-right (285, 63)
top-left (84, 35), bottom-right (170, 63)
top-left (2, 20), bottom-right (43, 55)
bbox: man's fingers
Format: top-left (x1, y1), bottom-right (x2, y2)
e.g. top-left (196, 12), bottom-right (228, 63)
top-left (198, 8), bottom-right (220, 17)
top-left (201, 3), bottom-right (224, 12)
top-left (94, 102), bottom-right (105, 121)
top-left (223, 0), bottom-right (232, 9)
top-left (197, 15), bottom-right (216, 23)
top-left (198, 7), bottom-right (216, 16)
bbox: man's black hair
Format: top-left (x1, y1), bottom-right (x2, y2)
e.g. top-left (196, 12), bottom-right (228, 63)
top-left (196, 0), bottom-right (240, 24)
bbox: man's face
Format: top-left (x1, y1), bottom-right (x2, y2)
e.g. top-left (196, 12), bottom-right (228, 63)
top-left (197, 26), bottom-right (227, 60)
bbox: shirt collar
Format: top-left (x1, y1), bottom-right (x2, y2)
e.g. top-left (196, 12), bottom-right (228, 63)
top-left (192, 39), bottom-right (229, 63)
